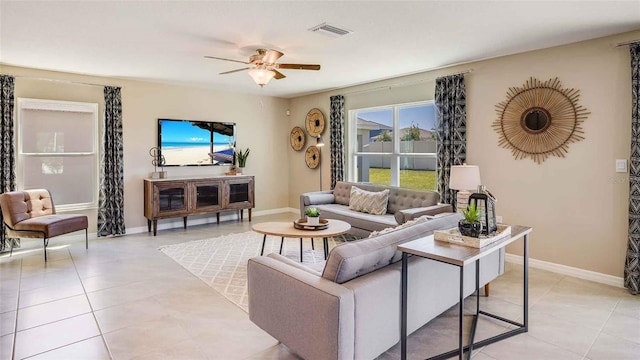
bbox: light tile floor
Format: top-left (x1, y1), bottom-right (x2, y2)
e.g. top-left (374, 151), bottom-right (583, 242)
top-left (1, 212), bottom-right (639, 359)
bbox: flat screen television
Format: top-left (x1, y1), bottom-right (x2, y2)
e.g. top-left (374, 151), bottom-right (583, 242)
top-left (158, 118), bottom-right (236, 166)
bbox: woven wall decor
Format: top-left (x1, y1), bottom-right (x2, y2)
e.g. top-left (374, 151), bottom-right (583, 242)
top-left (492, 77), bottom-right (589, 164)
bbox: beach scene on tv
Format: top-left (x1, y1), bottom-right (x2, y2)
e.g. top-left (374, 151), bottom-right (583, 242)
top-left (159, 119), bottom-right (235, 166)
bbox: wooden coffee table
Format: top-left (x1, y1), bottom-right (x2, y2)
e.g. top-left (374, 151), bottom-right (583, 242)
top-left (252, 219), bottom-right (351, 261)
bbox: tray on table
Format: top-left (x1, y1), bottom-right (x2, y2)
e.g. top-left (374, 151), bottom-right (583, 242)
top-left (293, 218), bottom-right (329, 230)
top-left (434, 224), bottom-right (512, 248)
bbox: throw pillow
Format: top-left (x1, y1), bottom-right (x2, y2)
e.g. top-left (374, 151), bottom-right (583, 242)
top-left (348, 186), bottom-right (389, 215)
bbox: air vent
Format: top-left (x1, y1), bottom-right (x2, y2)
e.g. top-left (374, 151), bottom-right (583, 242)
top-left (308, 22), bottom-right (353, 37)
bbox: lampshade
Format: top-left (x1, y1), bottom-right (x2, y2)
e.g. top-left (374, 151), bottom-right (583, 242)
top-left (248, 69), bottom-right (276, 87)
top-left (449, 165), bottom-right (481, 190)
top-left (316, 136), bottom-right (325, 147)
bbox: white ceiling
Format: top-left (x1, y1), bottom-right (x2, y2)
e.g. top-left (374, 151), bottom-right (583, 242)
top-left (1, 1), bottom-right (639, 98)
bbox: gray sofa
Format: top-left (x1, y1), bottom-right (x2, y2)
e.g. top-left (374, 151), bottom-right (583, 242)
top-left (300, 181), bottom-right (454, 237)
top-left (248, 214), bottom-right (505, 360)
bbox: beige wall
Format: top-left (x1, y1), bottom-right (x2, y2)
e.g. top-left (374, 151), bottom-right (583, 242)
top-left (1, 65), bottom-right (291, 232)
top-left (288, 30), bottom-right (640, 278)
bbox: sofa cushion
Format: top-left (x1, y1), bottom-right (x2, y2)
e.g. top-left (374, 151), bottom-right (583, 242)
top-left (321, 213), bottom-right (463, 284)
top-left (348, 186), bottom-right (389, 215)
top-left (387, 187), bottom-right (440, 214)
top-left (314, 204), bottom-right (398, 232)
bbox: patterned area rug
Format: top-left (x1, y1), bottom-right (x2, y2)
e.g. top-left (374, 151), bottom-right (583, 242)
top-left (159, 231), bottom-right (343, 312)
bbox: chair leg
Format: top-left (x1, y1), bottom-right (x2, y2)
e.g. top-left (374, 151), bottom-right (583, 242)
top-left (484, 282), bottom-right (491, 297)
top-left (85, 229), bottom-right (88, 250)
top-left (43, 237), bottom-right (48, 262)
top-left (9, 237), bottom-right (14, 257)
top-left (279, 237), bottom-right (284, 254)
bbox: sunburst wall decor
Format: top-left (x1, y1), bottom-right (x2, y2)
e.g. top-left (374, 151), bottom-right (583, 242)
top-left (492, 77), bottom-right (589, 164)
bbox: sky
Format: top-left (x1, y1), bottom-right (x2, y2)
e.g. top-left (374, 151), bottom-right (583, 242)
top-left (357, 103), bottom-right (436, 130)
top-left (159, 119), bottom-right (234, 145)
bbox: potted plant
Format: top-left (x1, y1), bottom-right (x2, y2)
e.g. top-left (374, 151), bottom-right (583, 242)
top-left (236, 148), bottom-right (250, 174)
top-left (459, 203), bottom-right (482, 238)
top-left (305, 207), bottom-right (321, 226)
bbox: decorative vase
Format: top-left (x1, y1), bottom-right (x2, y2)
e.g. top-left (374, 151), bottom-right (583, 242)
top-left (458, 219), bottom-right (482, 238)
top-left (307, 216), bottom-right (320, 226)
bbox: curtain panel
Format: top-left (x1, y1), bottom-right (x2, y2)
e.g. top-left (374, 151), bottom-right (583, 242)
top-left (0, 75), bottom-right (18, 252)
top-left (329, 95), bottom-right (346, 189)
top-left (98, 86), bottom-right (126, 236)
top-left (626, 42), bottom-right (640, 295)
top-left (435, 74), bottom-right (467, 210)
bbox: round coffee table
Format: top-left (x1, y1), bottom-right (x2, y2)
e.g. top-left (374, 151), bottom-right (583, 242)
top-left (252, 219), bottom-right (351, 261)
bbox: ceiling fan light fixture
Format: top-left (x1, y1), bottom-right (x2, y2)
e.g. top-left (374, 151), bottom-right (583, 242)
top-left (248, 68), bottom-right (276, 87)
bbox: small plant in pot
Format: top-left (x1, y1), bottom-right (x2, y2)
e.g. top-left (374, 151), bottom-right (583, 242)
top-left (459, 203), bottom-right (483, 238)
top-left (305, 207), bottom-right (321, 226)
top-left (236, 148), bottom-right (250, 174)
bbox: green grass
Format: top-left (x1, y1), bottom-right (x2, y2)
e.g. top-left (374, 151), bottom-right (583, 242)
top-left (368, 168), bottom-right (437, 190)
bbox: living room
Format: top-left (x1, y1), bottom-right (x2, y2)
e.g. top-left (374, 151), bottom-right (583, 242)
top-left (1, 1), bottom-right (640, 359)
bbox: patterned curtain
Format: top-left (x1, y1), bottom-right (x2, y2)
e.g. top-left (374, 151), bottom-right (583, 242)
top-left (329, 95), bottom-right (345, 189)
top-left (0, 75), bottom-right (18, 252)
top-left (435, 74), bottom-right (467, 209)
top-left (98, 86), bottom-right (125, 236)
top-left (626, 42), bottom-right (640, 295)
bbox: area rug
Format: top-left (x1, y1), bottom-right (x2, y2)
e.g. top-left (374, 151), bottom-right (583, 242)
top-left (159, 231), bottom-right (344, 312)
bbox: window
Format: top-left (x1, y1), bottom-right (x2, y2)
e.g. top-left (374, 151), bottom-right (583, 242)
top-left (349, 101), bottom-right (437, 190)
top-left (17, 98), bottom-right (99, 211)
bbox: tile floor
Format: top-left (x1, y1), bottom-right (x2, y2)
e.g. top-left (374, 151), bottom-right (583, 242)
top-left (1, 212), bottom-right (639, 360)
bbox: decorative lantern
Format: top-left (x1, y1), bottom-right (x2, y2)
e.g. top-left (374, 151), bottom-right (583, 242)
top-left (469, 186), bottom-right (497, 235)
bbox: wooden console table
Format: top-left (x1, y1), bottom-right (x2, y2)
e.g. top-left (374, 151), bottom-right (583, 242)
top-left (399, 225), bottom-right (532, 360)
top-left (144, 175), bottom-right (254, 236)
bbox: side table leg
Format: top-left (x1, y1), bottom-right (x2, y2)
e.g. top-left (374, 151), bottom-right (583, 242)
top-left (240, 209), bottom-right (244, 221)
top-left (299, 238), bottom-right (303, 262)
top-left (459, 266), bottom-right (464, 360)
top-left (311, 238), bottom-right (315, 250)
top-left (401, 252), bottom-right (408, 360)
top-left (524, 233), bottom-right (529, 332)
top-left (249, 209), bottom-right (252, 221)
top-left (153, 220), bottom-right (157, 236)
top-left (183, 216), bottom-right (187, 229)
top-left (279, 237), bottom-right (284, 254)
top-left (260, 234), bottom-right (267, 256)
top-left (216, 213), bottom-right (220, 224)
top-left (147, 219), bottom-right (151, 233)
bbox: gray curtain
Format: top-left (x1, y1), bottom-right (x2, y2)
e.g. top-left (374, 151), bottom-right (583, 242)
top-left (98, 86), bottom-right (125, 236)
top-left (435, 74), bottom-right (467, 209)
top-left (0, 75), bottom-right (18, 252)
top-left (626, 42), bottom-right (640, 295)
top-left (330, 95), bottom-right (345, 189)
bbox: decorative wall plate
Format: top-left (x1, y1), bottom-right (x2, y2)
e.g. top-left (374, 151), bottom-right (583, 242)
top-left (305, 145), bottom-right (320, 169)
top-left (305, 108), bottom-right (325, 137)
top-left (492, 77), bottom-right (589, 164)
top-left (290, 126), bottom-right (306, 151)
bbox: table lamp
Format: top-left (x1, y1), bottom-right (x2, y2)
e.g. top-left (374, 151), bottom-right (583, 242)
top-left (449, 164), bottom-right (481, 212)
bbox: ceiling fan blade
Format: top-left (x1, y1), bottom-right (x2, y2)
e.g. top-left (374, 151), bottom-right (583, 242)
top-left (219, 67), bottom-right (250, 75)
top-left (204, 55), bottom-right (250, 65)
top-left (263, 49), bottom-right (284, 64)
top-left (273, 70), bottom-right (286, 80)
top-left (277, 64), bottom-right (321, 71)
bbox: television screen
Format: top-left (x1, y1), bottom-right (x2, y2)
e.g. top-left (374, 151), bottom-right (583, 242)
top-left (158, 119), bottom-right (236, 166)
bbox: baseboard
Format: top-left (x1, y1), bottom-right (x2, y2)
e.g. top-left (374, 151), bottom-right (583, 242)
top-left (126, 207), bottom-right (298, 235)
top-left (505, 253), bottom-right (624, 288)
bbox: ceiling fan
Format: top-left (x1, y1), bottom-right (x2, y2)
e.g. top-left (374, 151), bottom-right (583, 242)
top-left (205, 49), bottom-right (321, 87)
